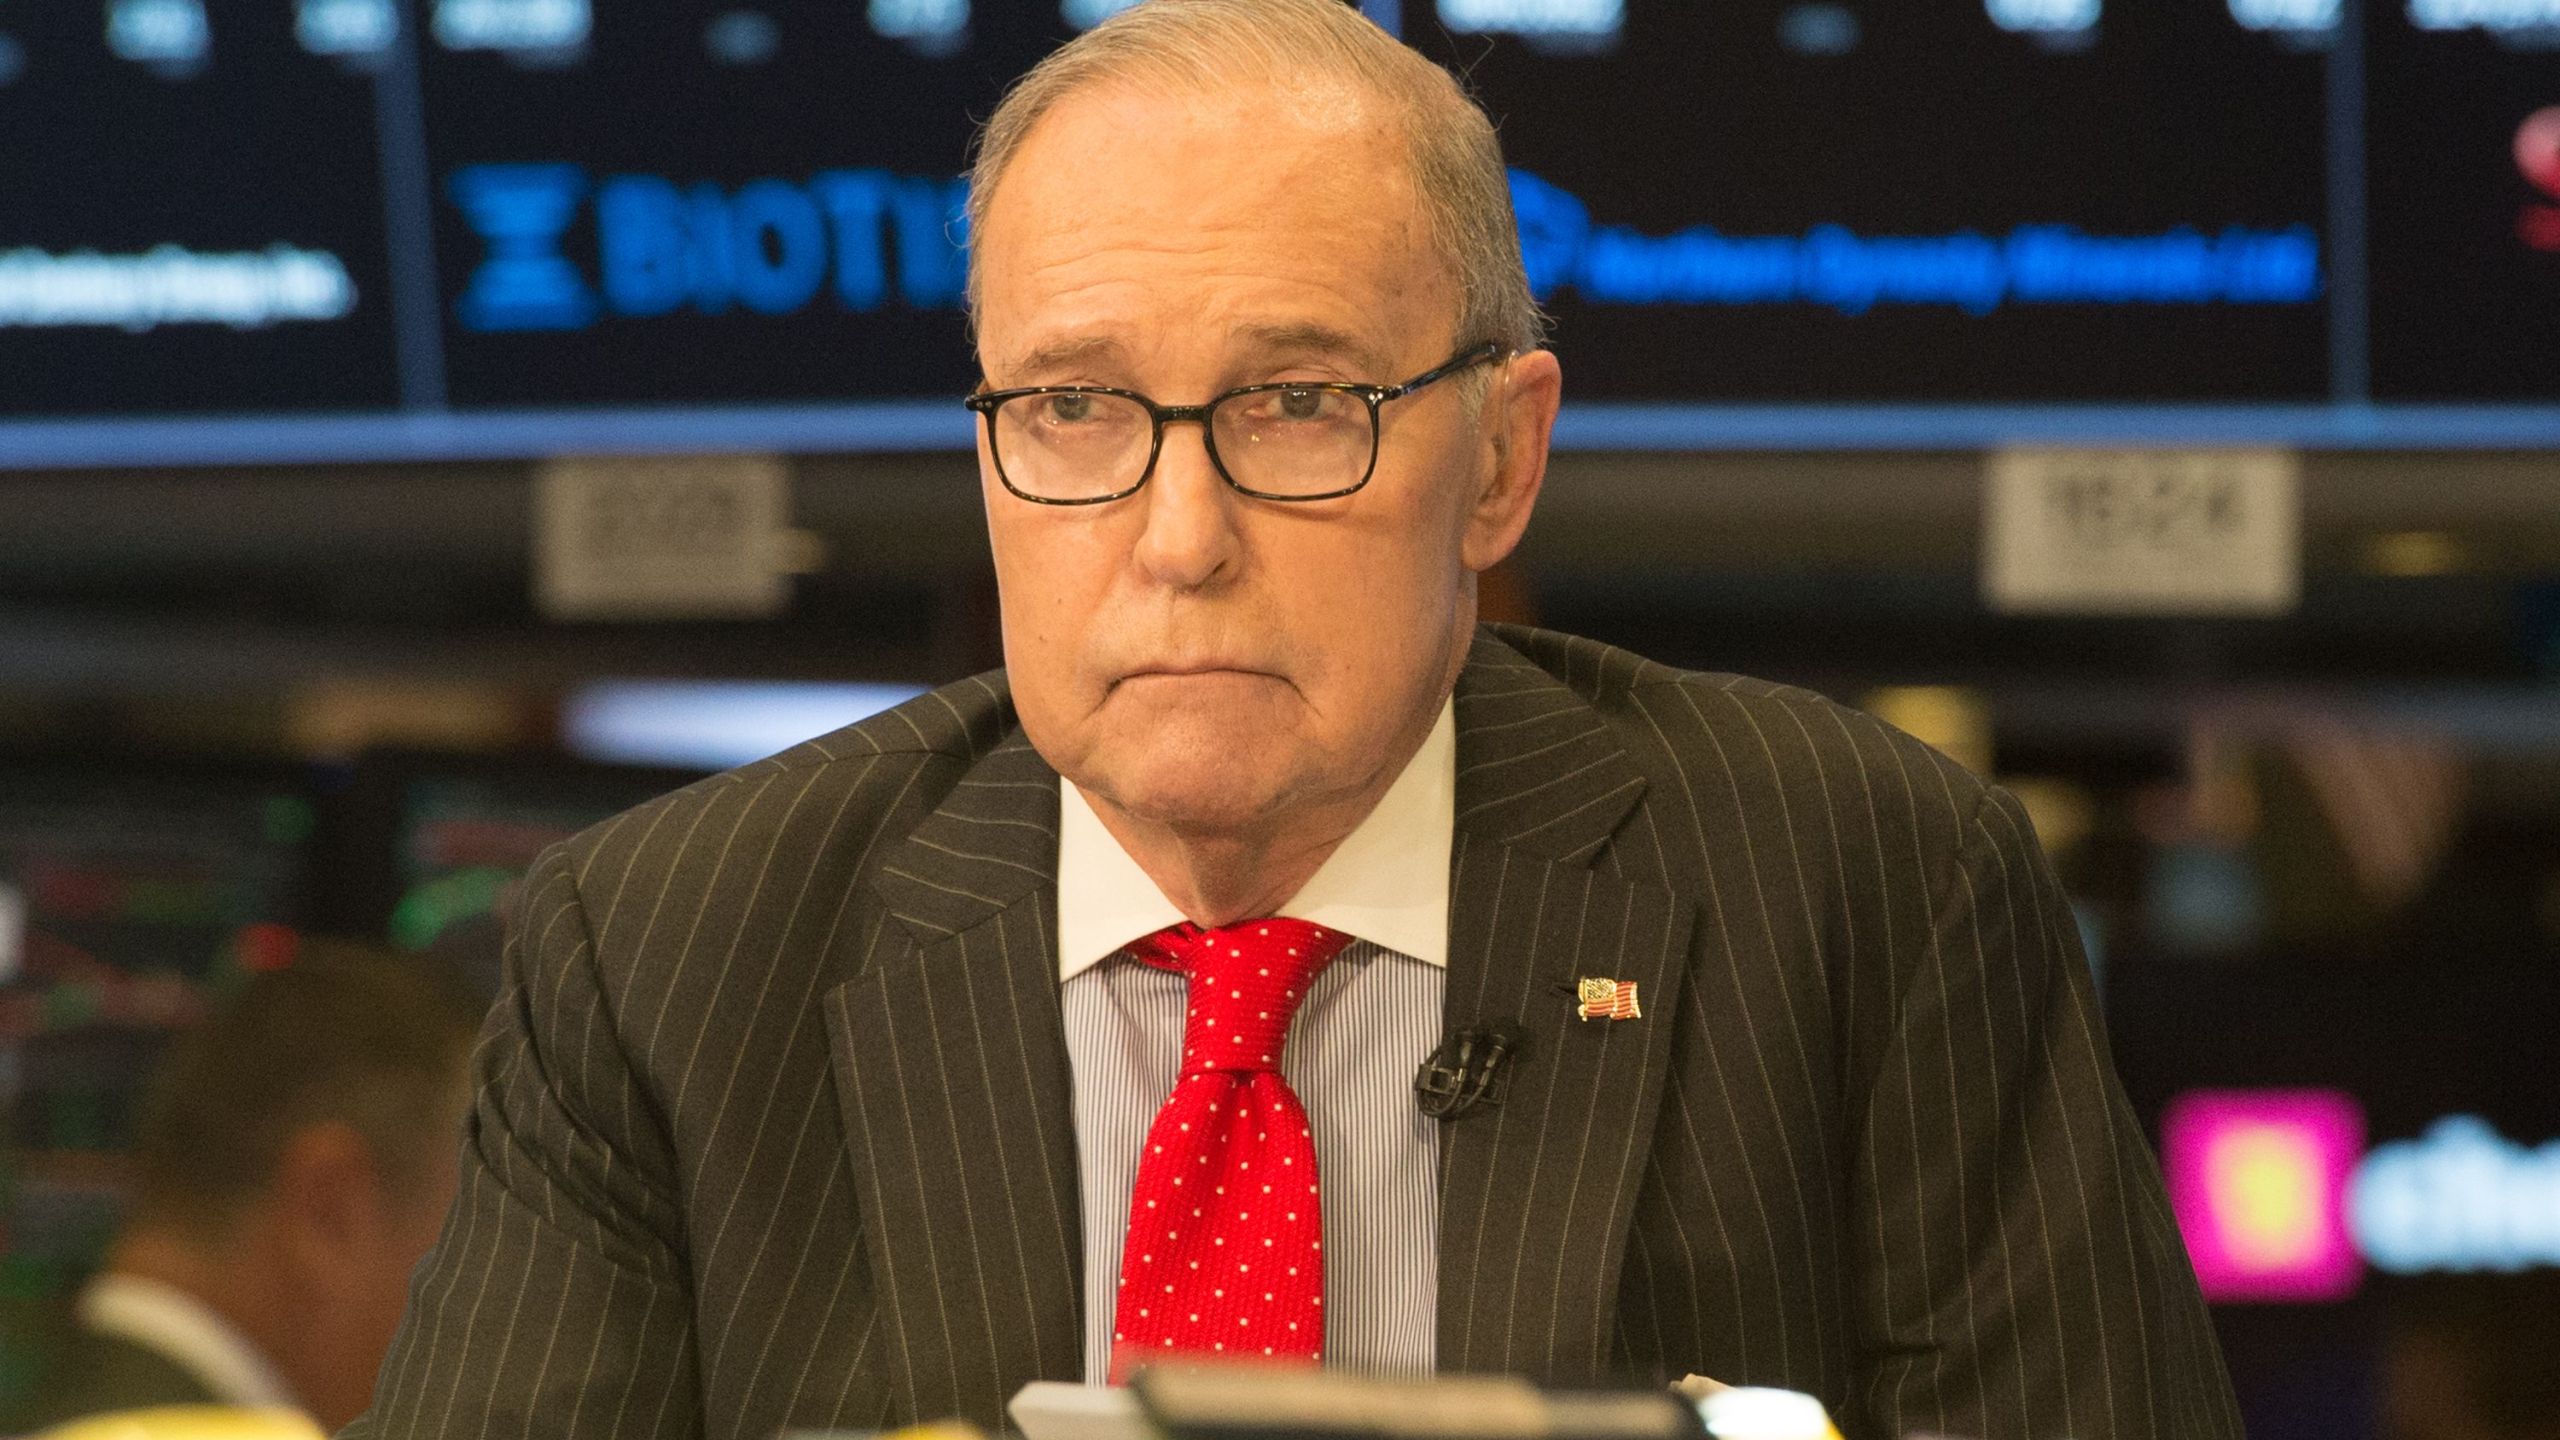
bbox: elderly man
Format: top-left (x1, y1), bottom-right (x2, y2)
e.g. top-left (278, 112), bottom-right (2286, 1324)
top-left (351, 3), bottom-right (2240, 1438)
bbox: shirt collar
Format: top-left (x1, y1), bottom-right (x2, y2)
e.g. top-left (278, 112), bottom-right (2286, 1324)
top-left (79, 1271), bottom-right (299, 1413)
top-left (1057, 697), bottom-right (1454, 980)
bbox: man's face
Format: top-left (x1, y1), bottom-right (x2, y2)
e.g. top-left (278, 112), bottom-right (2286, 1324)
top-left (972, 77), bottom-right (1540, 835)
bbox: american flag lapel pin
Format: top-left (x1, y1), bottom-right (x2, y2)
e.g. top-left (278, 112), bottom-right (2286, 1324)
top-left (1576, 976), bottom-right (1641, 1021)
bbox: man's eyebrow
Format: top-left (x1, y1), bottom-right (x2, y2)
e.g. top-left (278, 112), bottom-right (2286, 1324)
top-left (998, 335), bottom-right (1129, 383)
top-left (1232, 322), bottom-right (1395, 377)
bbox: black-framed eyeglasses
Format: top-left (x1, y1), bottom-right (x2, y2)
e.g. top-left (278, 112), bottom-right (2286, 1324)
top-left (963, 341), bottom-right (1505, 506)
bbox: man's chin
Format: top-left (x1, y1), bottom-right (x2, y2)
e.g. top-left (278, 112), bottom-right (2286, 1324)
top-left (1092, 764), bottom-right (1290, 838)
top-left (1073, 736), bottom-right (1306, 839)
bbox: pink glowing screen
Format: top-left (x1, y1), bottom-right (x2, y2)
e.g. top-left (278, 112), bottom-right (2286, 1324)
top-left (2161, 1089), bottom-right (2365, 1303)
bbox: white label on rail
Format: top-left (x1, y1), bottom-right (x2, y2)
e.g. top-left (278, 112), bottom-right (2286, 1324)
top-left (1982, 448), bottom-right (2301, 615)
top-left (536, 453), bottom-right (792, 621)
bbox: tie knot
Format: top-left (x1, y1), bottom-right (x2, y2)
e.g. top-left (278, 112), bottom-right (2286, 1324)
top-left (1129, 919), bottom-right (1348, 1075)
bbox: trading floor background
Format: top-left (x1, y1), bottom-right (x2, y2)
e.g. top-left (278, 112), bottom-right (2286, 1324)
top-left (5, 3), bottom-right (2560, 1438)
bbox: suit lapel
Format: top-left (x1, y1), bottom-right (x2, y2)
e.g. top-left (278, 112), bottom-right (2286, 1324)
top-left (824, 733), bottom-right (1084, 1426)
top-left (1436, 634), bottom-right (1698, 1381)
top-left (816, 634), bottom-right (1706, 1406)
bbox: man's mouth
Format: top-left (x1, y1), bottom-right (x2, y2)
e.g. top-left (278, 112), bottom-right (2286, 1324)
top-left (1112, 664), bottom-right (1279, 689)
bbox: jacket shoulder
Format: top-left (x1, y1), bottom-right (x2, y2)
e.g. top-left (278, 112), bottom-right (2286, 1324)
top-left (1482, 624), bottom-right (1995, 873)
top-left (733, 668), bottom-right (1017, 774)
top-left (504, 674), bottom-right (1028, 1146)
top-left (518, 669), bottom-right (1022, 1009)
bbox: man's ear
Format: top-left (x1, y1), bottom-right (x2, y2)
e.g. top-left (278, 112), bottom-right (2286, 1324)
top-left (1461, 348), bottom-right (1562, 575)
top-left (271, 1122), bottom-right (388, 1265)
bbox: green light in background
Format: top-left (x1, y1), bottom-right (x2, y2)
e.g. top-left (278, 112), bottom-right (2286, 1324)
top-left (263, 795), bottom-right (316, 846)
top-left (389, 866), bottom-right (514, 952)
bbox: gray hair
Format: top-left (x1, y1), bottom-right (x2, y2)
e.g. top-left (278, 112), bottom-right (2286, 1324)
top-left (965, 0), bottom-right (1547, 359)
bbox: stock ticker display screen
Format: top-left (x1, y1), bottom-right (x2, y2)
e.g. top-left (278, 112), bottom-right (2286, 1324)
top-left (0, 763), bottom-right (313, 1168)
top-left (0, 0), bottom-right (2555, 462)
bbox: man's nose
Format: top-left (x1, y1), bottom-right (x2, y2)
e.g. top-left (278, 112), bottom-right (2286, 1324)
top-left (1131, 421), bottom-right (1243, 590)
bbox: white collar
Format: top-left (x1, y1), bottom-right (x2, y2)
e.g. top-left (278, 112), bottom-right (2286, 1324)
top-left (78, 1271), bottom-right (298, 1412)
top-left (1057, 698), bottom-right (1454, 980)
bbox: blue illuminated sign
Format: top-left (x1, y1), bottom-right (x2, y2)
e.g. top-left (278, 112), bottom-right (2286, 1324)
top-left (450, 164), bottom-right (597, 332)
top-left (1439, 0), bottom-right (1624, 42)
top-left (1509, 170), bottom-right (2323, 314)
top-left (453, 162), bottom-right (2319, 335)
top-left (452, 164), bottom-right (970, 332)
top-left (2352, 1116), bottom-right (2560, 1275)
top-left (1986, 0), bottom-right (2101, 32)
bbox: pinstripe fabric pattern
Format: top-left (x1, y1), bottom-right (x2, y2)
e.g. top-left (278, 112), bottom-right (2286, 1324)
top-left (1065, 943), bottom-right (1444, 1384)
top-left (347, 625), bottom-right (2241, 1440)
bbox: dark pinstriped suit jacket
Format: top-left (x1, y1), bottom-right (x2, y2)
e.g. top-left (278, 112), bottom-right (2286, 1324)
top-left (350, 626), bottom-right (2240, 1440)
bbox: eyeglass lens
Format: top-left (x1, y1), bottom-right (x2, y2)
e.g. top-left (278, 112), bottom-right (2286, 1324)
top-left (991, 386), bottom-right (1375, 501)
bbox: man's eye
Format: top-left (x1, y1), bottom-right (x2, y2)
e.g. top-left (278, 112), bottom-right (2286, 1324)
top-left (1250, 388), bottom-right (1350, 426)
top-left (1045, 393), bottom-right (1097, 423)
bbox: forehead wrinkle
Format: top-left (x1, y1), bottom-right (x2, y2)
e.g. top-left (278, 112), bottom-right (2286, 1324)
top-left (1231, 321), bottom-right (1395, 377)
top-left (1013, 200), bottom-right (1395, 286)
top-left (992, 260), bottom-right (1401, 380)
top-left (1001, 334), bottom-right (1129, 379)
top-left (1002, 228), bottom-right (1423, 335)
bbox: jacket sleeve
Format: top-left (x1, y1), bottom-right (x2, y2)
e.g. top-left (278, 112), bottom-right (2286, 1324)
top-left (1842, 783), bottom-right (2242, 1440)
top-left (346, 842), bottom-right (702, 1440)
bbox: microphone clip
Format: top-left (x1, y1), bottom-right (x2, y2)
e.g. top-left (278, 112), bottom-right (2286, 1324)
top-left (1413, 1025), bottom-right (1522, 1121)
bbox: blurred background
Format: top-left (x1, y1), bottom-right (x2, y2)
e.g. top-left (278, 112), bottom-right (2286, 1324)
top-left (3, 1), bottom-right (2558, 1437)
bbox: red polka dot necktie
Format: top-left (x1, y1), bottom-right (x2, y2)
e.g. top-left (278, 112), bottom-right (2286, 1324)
top-left (1109, 918), bottom-right (1351, 1381)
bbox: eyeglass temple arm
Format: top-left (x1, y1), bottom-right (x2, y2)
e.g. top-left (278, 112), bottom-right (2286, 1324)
top-left (1382, 340), bottom-right (1508, 399)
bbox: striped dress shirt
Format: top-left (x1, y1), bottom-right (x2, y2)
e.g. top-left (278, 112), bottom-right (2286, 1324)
top-left (1056, 701), bottom-right (1455, 1383)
